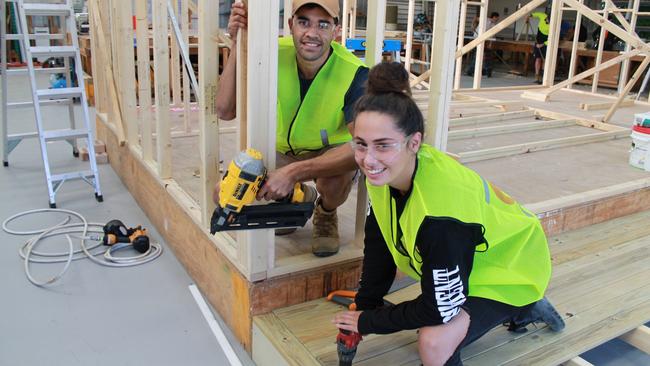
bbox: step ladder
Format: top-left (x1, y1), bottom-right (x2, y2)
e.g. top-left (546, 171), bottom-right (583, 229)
top-left (1, 0), bottom-right (102, 208)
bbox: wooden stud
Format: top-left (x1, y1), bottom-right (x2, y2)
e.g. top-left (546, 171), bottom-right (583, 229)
top-left (152, 0), bottom-right (172, 178)
top-left (341, 0), bottom-right (348, 46)
top-left (602, 56), bottom-right (650, 123)
top-left (136, 0), bottom-right (153, 162)
top-left (404, 0), bottom-right (415, 74)
top-left (426, 0), bottom-right (460, 151)
top-left (182, 0), bottom-right (191, 133)
top-left (580, 99), bottom-right (635, 111)
top-left (236, 0), bottom-right (248, 151)
top-left (453, 0), bottom-right (468, 89)
top-left (116, 0), bottom-right (138, 148)
top-left (349, 0), bottom-right (357, 39)
top-left (567, 0), bottom-right (584, 90)
top-left (458, 130), bottom-right (629, 163)
top-left (472, 1), bottom-right (487, 89)
top-left (618, 0), bottom-right (641, 94)
top-left (619, 325), bottom-right (650, 354)
top-left (170, 1), bottom-right (182, 107)
top-left (542, 0), bottom-right (563, 87)
top-left (89, 0), bottom-right (126, 145)
top-left (237, 0), bottom-right (280, 278)
top-left (364, 0), bottom-right (386, 66)
top-left (592, 1), bottom-right (610, 93)
top-left (448, 119), bottom-right (577, 140)
top-left (198, 0), bottom-right (221, 229)
top-left (450, 110), bottom-right (536, 127)
top-left (283, 0), bottom-right (292, 36)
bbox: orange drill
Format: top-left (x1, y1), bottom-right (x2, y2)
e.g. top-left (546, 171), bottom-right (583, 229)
top-left (102, 219), bottom-right (150, 253)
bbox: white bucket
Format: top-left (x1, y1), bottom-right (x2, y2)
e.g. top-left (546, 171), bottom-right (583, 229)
top-left (630, 126), bottom-right (650, 171)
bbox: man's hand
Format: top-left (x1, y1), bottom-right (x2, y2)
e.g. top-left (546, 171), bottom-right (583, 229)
top-left (332, 310), bottom-right (362, 334)
top-left (227, 2), bottom-right (248, 42)
top-left (257, 165), bottom-right (298, 201)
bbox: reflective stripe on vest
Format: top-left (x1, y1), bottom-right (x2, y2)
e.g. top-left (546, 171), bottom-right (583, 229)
top-left (366, 144), bottom-right (551, 306)
top-left (277, 37), bottom-right (366, 154)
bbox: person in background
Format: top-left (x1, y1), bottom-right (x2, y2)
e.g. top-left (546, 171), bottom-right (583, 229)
top-left (332, 62), bottom-right (565, 365)
top-left (214, 0), bottom-right (369, 257)
top-left (467, 12), bottom-right (500, 77)
top-left (527, 11), bottom-right (550, 84)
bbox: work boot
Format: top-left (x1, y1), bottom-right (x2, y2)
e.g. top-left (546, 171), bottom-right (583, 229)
top-left (535, 74), bottom-right (543, 84)
top-left (275, 184), bottom-right (318, 236)
top-left (311, 200), bottom-right (339, 257)
top-left (529, 297), bottom-right (565, 331)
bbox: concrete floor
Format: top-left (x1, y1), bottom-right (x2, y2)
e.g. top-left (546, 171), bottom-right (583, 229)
top-left (0, 73), bottom-right (254, 366)
top-left (1, 70), bottom-right (648, 365)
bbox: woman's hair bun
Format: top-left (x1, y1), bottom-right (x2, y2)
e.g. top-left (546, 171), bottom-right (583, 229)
top-left (367, 62), bottom-right (411, 96)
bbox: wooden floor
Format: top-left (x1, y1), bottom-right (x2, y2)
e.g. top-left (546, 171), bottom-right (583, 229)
top-left (252, 209), bottom-right (650, 365)
top-left (163, 87), bottom-right (650, 271)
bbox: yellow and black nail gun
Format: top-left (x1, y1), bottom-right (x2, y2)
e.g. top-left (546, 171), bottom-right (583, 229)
top-left (210, 148), bottom-right (315, 233)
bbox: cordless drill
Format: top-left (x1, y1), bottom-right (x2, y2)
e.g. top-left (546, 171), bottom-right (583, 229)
top-left (336, 330), bottom-right (362, 366)
top-left (102, 219), bottom-right (150, 253)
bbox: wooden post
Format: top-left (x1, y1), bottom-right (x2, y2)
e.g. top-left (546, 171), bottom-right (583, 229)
top-left (453, 0), bottom-right (468, 89)
top-left (342, 0), bottom-right (348, 46)
top-left (472, 1), bottom-right (487, 89)
top-left (136, 0), bottom-right (153, 161)
top-left (567, 0), bottom-right (584, 90)
top-left (405, 0), bottom-right (416, 74)
top-left (592, 1), bottom-right (610, 93)
top-left (152, 0), bottom-right (172, 178)
top-left (427, 0), bottom-right (460, 151)
top-left (283, 0), bottom-right (292, 36)
top-left (543, 0), bottom-right (563, 87)
top-left (89, 0), bottom-right (126, 144)
top-left (198, 0), bottom-right (220, 228)
top-left (115, 0), bottom-right (138, 147)
top-left (236, 0), bottom-right (248, 151)
top-left (236, 0), bottom-right (280, 279)
top-left (350, 0), bottom-right (357, 39)
top-left (602, 55), bottom-right (650, 123)
top-left (170, 0), bottom-right (182, 107)
top-left (365, 0), bottom-right (386, 66)
top-left (618, 0), bottom-right (640, 94)
top-left (182, 0), bottom-right (191, 133)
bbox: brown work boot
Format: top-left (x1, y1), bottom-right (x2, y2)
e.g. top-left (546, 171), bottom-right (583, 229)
top-left (535, 74), bottom-right (543, 84)
top-left (275, 184), bottom-right (318, 236)
top-left (311, 200), bottom-right (339, 257)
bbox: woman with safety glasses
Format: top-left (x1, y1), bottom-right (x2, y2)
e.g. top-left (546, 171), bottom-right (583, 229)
top-left (332, 62), bottom-right (564, 366)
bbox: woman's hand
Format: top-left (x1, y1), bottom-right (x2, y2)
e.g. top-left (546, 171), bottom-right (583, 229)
top-left (332, 311), bottom-right (362, 333)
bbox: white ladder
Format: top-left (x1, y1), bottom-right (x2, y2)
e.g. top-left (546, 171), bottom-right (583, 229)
top-left (1, 0), bottom-right (102, 207)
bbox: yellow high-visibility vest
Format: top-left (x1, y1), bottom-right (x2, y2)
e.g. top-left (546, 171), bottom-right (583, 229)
top-left (367, 144), bottom-right (551, 306)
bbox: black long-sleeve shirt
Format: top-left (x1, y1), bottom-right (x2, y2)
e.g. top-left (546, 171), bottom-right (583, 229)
top-left (356, 189), bottom-right (485, 335)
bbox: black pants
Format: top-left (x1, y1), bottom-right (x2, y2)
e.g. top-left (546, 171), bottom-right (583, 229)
top-left (443, 297), bottom-right (535, 366)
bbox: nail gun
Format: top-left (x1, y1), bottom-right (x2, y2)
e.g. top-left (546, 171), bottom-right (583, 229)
top-left (210, 148), bottom-right (315, 233)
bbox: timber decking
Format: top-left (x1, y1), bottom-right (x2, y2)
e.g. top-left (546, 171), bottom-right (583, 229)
top-left (252, 209), bottom-right (650, 365)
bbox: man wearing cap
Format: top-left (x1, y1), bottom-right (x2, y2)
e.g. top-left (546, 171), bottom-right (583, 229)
top-left (214, 0), bottom-right (368, 257)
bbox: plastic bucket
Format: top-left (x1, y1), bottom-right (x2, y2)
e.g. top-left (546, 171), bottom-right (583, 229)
top-left (630, 125), bottom-right (650, 171)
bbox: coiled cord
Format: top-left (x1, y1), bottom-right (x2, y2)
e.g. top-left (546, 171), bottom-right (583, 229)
top-left (3, 208), bottom-right (163, 286)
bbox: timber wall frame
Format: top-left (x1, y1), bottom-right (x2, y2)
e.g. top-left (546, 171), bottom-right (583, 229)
top-left (89, 0), bottom-right (650, 351)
